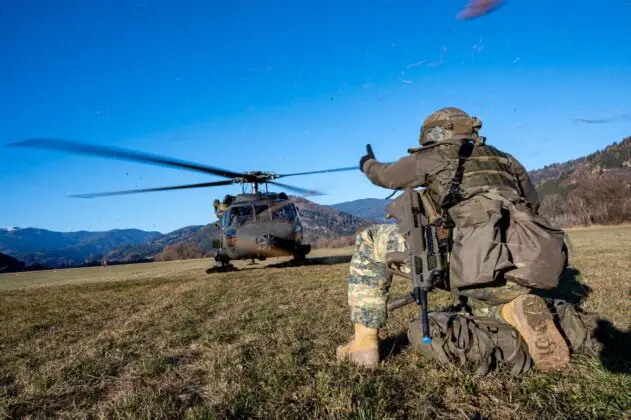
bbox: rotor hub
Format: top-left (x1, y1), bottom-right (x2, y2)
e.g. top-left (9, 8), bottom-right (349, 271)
top-left (234, 171), bottom-right (280, 185)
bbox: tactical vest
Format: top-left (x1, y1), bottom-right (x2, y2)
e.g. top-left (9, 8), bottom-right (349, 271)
top-left (424, 143), bottom-right (522, 208)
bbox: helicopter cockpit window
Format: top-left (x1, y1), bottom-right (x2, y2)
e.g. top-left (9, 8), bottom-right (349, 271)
top-left (227, 205), bottom-right (254, 227)
top-left (272, 204), bottom-right (297, 221)
top-left (254, 205), bottom-right (271, 222)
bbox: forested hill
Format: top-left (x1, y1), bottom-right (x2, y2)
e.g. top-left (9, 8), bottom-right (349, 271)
top-left (0, 252), bottom-right (26, 273)
top-left (330, 198), bottom-right (393, 223)
top-left (532, 136), bottom-right (631, 226)
top-left (292, 197), bottom-right (372, 247)
top-left (0, 228), bottom-right (161, 268)
top-left (529, 136), bottom-right (631, 186)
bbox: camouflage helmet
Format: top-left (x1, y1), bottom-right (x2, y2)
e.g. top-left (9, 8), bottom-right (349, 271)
top-left (419, 107), bottom-right (483, 146)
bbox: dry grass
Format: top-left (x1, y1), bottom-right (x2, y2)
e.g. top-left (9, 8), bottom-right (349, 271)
top-left (0, 227), bottom-right (629, 419)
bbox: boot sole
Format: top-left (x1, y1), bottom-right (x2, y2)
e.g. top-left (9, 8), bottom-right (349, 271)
top-left (502, 295), bottom-right (570, 372)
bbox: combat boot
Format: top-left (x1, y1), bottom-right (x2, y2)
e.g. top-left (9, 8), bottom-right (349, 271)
top-left (336, 324), bottom-right (380, 368)
top-left (500, 295), bottom-right (570, 372)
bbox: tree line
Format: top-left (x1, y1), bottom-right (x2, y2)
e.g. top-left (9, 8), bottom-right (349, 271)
top-left (539, 177), bottom-right (631, 227)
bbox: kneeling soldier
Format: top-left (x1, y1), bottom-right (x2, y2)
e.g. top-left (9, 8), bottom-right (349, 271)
top-left (337, 107), bottom-right (577, 373)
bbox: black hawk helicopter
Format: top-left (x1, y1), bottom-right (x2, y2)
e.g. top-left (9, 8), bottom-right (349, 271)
top-left (8, 138), bottom-right (358, 270)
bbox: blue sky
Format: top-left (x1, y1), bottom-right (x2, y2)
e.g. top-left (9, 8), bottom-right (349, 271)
top-left (1, 0), bottom-right (631, 233)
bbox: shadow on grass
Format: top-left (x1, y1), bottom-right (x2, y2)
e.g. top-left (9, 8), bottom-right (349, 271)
top-left (540, 268), bottom-right (630, 374)
top-left (266, 255), bottom-right (353, 268)
top-left (205, 265), bottom-right (238, 274)
top-left (380, 332), bottom-right (410, 361)
top-left (535, 267), bottom-right (592, 305)
top-left (593, 319), bottom-right (631, 374)
top-left (204, 255), bottom-right (352, 274)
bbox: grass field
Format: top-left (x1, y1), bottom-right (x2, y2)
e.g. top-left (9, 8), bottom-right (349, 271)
top-left (1, 227), bottom-right (630, 419)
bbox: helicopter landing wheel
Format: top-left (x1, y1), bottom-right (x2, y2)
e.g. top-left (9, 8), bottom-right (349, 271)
top-left (206, 255), bottom-right (237, 274)
top-left (293, 244), bottom-right (311, 260)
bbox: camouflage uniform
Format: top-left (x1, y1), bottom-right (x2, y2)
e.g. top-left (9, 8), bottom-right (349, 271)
top-left (348, 223), bottom-right (529, 329)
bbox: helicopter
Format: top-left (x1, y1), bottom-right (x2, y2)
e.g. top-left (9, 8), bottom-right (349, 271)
top-left (8, 138), bottom-right (358, 270)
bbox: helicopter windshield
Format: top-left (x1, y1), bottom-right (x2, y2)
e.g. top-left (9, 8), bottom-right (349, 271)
top-left (254, 204), bottom-right (272, 222)
top-left (271, 203), bottom-right (297, 222)
top-left (226, 205), bottom-right (254, 227)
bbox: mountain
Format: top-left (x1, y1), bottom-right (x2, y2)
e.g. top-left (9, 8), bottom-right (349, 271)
top-left (529, 136), bottom-right (631, 187)
top-left (102, 225), bottom-right (208, 263)
top-left (0, 228), bottom-right (161, 268)
top-left (331, 198), bottom-right (394, 223)
top-left (532, 135), bottom-right (631, 226)
top-left (0, 252), bottom-right (26, 273)
top-left (106, 223), bottom-right (224, 263)
top-left (292, 196), bottom-right (373, 246)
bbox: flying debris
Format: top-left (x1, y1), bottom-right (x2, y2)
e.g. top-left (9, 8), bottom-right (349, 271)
top-left (458, 0), bottom-right (504, 20)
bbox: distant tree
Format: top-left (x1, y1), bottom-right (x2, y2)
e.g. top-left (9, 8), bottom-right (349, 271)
top-left (154, 242), bottom-right (205, 262)
top-left (540, 194), bottom-right (567, 227)
top-left (565, 178), bottom-right (631, 225)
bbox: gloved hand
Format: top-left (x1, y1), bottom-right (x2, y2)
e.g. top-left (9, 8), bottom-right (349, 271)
top-left (359, 144), bottom-right (376, 172)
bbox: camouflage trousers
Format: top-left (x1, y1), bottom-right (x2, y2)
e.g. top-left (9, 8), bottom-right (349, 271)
top-left (348, 224), bottom-right (530, 329)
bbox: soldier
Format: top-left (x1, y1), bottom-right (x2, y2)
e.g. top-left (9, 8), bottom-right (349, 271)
top-left (213, 199), bottom-right (225, 220)
top-left (336, 107), bottom-right (575, 373)
top-left (213, 195), bottom-right (235, 220)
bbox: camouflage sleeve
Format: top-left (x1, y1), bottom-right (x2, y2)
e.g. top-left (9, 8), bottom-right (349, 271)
top-left (508, 154), bottom-right (540, 212)
top-left (361, 154), bottom-right (426, 189)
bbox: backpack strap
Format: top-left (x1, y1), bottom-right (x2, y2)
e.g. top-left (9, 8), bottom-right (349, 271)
top-left (440, 140), bottom-right (475, 211)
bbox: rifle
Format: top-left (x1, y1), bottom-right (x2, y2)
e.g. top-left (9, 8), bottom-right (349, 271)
top-left (385, 188), bottom-right (451, 345)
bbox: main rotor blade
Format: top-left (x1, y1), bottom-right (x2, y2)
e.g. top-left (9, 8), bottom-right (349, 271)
top-left (277, 166), bottom-right (358, 178)
top-left (68, 180), bottom-right (234, 198)
top-left (8, 138), bottom-right (245, 179)
top-left (268, 181), bottom-right (325, 196)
